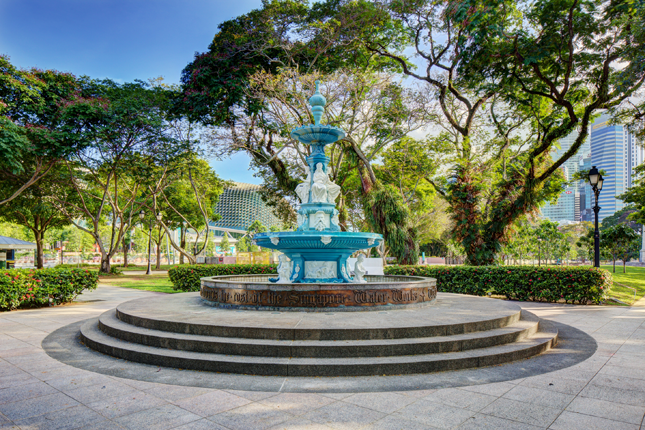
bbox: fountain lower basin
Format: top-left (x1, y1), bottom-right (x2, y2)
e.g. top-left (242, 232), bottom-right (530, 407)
top-left (201, 274), bottom-right (436, 311)
top-left (254, 231), bottom-right (383, 283)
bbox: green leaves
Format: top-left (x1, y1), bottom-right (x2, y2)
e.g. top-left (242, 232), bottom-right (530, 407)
top-left (385, 265), bottom-right (612, 304)
top-left (0, 268), bottom-right (98, 311)
top-left (168, 264), bottom-right (278, 292)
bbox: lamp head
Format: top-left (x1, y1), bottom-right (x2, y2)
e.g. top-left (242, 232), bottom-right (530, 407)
top-left (597, 175), bottom-right (604, 191)
top-left (156, 212), bottom-right (162, 221)
top-left (588, 166), bottom-right (599, 186)
top-left (139, 210), bottom-right (145, 220)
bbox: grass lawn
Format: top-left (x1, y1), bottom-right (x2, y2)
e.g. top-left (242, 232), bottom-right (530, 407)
top-left (598, 264), bottom-right (645, 306)
top-left (118, 264), bottom-right (176, 272)
top-left (98, 273), bottom-right (177, 294)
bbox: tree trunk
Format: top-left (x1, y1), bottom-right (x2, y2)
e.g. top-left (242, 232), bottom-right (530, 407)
top-left (122, 237), bottom-right (128, 267)
top-left (100, 252), bottom-right (110, 274)
top-left (156, 240), bottom-right (162, 270)
top-left (34, 231), bottom-right (44, 269)
top-left (179, 227), bottom-right (186, 265)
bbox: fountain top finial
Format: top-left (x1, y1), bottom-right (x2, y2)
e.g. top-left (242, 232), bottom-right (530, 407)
top-left (309, 80), bottom-right (326, 125)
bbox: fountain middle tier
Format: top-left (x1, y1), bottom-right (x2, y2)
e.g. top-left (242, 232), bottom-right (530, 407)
top-left (254, 231), bottom-right (382, 283)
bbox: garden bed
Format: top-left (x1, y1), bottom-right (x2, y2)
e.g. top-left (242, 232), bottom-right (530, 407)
top-left (1, 268), bottom-right (99, 311)
top-left (385, 265), bottom-right (612, 304)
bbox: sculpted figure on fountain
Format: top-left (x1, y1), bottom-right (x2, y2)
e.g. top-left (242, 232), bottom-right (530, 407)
top-left (352, 253), bottom-right (367, 283)
top-left (311, 163), bottom-right (341, 204)
top-left (276, 255), bottom-right (293, 284)
top-left (295, 165), bottom-right (311, 204)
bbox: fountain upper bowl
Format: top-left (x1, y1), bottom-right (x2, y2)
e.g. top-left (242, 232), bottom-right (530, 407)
top-left (290, 124), bottom-right (346, 145)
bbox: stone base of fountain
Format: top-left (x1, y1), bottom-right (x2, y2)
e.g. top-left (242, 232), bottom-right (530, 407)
top-left (79, 292), bottom-right (558, 377)
top-left (200, 274), bottom-right (436, 311)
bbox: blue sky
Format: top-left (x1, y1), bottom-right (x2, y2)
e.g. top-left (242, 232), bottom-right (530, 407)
top-left (0, 0), bottom-right (262, 184)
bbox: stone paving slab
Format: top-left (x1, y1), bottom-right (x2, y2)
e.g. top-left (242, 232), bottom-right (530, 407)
top-left (0, 285), bottom-right (642, 429)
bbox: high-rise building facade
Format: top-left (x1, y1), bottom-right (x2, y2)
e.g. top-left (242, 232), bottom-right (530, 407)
top-left (589, 113), bottom-right (640, 221)
top-left (540, 131), bottom-right (590, 223)
top-left (540, 112), bottom-right (642, 223)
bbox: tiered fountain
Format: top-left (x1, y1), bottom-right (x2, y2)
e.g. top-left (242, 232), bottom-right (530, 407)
top-left (199, 82), bottom-right (437, 310)
top-left (254, 81), bottom-right (382, 284)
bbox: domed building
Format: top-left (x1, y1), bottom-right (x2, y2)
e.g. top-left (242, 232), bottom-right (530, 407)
top-left (210, 182), bottom-right (282, 237)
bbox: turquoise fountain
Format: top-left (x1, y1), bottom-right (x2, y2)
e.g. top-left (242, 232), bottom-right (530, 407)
top-left (254, 82), bottom-right (383, 283)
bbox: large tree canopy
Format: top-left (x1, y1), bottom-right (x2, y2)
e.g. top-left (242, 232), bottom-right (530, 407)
top-left (0, 55), bottom-right (106, 205)
top-left (325, 0), bottom-right (645, 264)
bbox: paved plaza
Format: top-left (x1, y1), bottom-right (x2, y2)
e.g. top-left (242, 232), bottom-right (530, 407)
top-left (1, 285), bottom-right (645, 430)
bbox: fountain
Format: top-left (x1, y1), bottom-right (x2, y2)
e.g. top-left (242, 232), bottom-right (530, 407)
top-left (253, 81), bottom-right (382, 284)
top-left (199, 82), bottom-right (437, 310)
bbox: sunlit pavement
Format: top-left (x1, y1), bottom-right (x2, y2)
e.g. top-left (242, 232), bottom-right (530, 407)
top-left (1, 285), bottom-right (644, 429)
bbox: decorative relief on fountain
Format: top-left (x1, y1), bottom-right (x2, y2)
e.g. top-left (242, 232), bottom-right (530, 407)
top-left (311, 211), bottom-right (329, 231)
top-left (331, 213), bottom-right (339, 227)
top-left (320, 236), bottom-right (332, 245)
top-left (367, 238), bottom-right (375, 246)
top-left (297, 213), bottom-right (307, 229)
top-left (270, 237), bottom-right (280, 245)
top-left (305, 261), bottom-right (337, 279)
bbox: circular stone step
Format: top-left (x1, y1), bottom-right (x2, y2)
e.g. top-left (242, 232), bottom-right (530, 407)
top-left (79, 292), bottom-right (558, 376)
top-left (97, 308), bottom-right (541, 358)
top-left (114, 293), bottom-right (522, 340)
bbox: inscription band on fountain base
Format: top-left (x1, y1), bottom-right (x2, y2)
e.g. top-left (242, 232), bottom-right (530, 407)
top-left (200, 274), bottom-right (437, 311)
top-left (200, 275), bottom-right (437, 312)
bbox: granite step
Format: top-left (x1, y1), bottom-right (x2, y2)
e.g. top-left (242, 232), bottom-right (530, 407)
top-left (98, 309), bottom-right (541, 358)
top-left (114, 294), bottom-right (523, 341)
top-left (80, 316), bottom-right (558, 377)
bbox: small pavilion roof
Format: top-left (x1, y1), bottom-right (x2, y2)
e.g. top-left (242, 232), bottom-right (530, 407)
top-left (0, 236), bottom-right (37, 250)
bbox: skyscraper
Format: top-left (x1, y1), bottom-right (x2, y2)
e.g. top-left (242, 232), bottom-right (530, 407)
top-left (540, 130), bottom-right (590, 223)
top-left (589, 113), bottom-right (641, 221)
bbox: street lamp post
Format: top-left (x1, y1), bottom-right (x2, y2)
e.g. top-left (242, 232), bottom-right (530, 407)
top-left (538, 238), bottom-right (542, 267)
top-left (139, 210), bottom-right (152, 275)
top-left (641, 225), bottom-right (645, 263)
top-left (588, 166), bottom-right (604, 268)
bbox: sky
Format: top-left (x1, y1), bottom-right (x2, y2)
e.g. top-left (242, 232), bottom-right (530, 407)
top-left (0, 0), bottom-right (262, 184)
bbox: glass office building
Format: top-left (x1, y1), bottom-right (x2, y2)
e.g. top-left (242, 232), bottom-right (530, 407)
top-left (540, 131), bottom-right (590, 223)
top-left (590, 113), bottom-right (629, 221)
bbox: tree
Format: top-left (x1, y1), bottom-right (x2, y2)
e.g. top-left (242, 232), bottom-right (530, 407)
top-left (150, 154), bottom-right (226, 264)
top-left (320, 0), bottom-right (645, 265)
top-left (602, 223), bottom-right (640, 273)
top-left (0, 55), bottom-right (106, 205)
top-left (52, 79), bottom-right (180, 273)
top-left (0, 169), bottom-right (70, 268)
top-left (219, 232), bottom-right (231, 255)
top-left (184, 65), bottom-right (434, 261)
top-left (620, 165), bottom-right (645, 227)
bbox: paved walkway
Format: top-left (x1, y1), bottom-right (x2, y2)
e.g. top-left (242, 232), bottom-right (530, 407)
top-left (1, 286), bottom-right (645, 430)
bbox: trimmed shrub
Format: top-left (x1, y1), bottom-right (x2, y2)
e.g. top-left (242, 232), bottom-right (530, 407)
top-left (169, 264), bottom-right (278, 292)
top-left (384, 265), bottom-right (612, 305)
top-left (0, 268), bottom-right (99, 311)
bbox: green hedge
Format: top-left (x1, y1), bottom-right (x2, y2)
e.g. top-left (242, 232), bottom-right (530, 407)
top-left (384, 265), bottom-right (612, 304)
top-left (168, 264), bottom-right (278, 292)
top-left (1, 268), bottom-right (99, 311)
